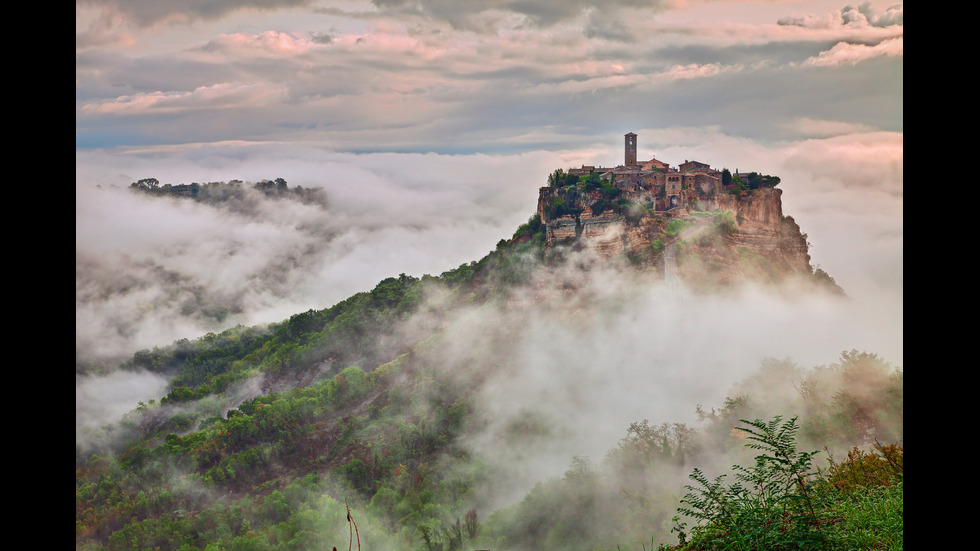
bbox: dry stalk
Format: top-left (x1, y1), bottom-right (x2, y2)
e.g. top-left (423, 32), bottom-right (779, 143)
top-left (345, 498), bottom-right (361, 551)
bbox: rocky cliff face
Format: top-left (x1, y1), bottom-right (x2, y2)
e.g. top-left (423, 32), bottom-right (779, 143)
top-left (677, 188), bottom-right (813, 288)
top-left (538, 186), bottom-right (827, 290)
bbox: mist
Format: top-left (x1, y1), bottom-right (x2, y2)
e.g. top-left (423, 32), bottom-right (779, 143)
top-left (76, 146), bottom-right (560, 360)
top-left (376, 237), bottom-right (897, 514)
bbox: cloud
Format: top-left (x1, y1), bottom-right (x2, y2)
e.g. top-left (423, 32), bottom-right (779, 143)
top-left (660, 61), bottom-right (736, 81)
top-left (398, 242), bottom-right (902, 506)
top-left (310, 31), bottom-right (336, 44)
top-left (76, 4), bottom-right (136, 49)
top-left (75, 144), bottom-right (561, 360)
top-left (842, 2), bottom-right (904, 27)
top-left (371, 0), bottom-right (673, 30)
top-left (779, 2), bottom-right (903, 29)
top-left (77, 0), bottom-right (318, 26)
top-left (780, 131), bottom-right (903, 195)
top-left (76, 369), bottom-right (170, 445)
top-left (75, 3), bottom-right (903, 152)
top-left (80, 82), bottom-right (290, 116)
top-left (782, 117), bottom-right (875, 138)
top-left (803, 36), bottom-right (902, 67)
top-left (519, 61), bottom-right (743, 99)
top-left (775, 131), bottom-right (903, 298)
top-left (199, 30), bottom-right (319, 56)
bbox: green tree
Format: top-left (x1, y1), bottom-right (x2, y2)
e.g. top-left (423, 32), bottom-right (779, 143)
top-left (547, 169), bottom-right (565, 188)
top-left (130, 177), bottom-right (160, 190)
top-left (583, 172), bottom-right (602, 192)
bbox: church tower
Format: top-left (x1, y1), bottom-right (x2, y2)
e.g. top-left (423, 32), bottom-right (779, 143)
top-left (625, 132), bottom-right (637, 166)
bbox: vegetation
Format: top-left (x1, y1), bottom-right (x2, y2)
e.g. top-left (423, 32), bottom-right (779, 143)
top-left (742, 172), bottom-right (780, 190)
top-left (661, 418), bottom-right (902, 551)
top-left (664, 217), bottom-right (695, 238)
top-left (723, 172), bottom-right (779, 196)
top-left (812, 266), bottom-right (846, 296)
top-left (674, 416), bottom-right (824, 550)
top-left (714, 211), bottom-right (736, 236)
top-left (79, 333), bottom-right (902, 551)
top-left (129, 177), bottom-right (328, 206)
top-left (541, 169), bottom-right (636, 220)
top-left (726, 177), bottom-right (748, 195)
top-left (78, 349), bottom-right (488, 550)
top-left (486, 353), bottom-right (902, 551)
top-left (511, 213), bottom-right (542, 241)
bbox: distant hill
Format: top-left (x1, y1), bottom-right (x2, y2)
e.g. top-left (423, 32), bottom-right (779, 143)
top-left (129, 176), bottom-right (328, 208)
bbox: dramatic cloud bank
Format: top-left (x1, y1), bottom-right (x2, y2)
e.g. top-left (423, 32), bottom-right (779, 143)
top-left (77, 1), bottom-right (902, 150)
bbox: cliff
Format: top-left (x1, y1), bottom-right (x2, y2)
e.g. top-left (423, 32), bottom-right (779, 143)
top-left (673, 188), bottom-right (814, 288)
top-left (537, 184), bottom-right (836, 292)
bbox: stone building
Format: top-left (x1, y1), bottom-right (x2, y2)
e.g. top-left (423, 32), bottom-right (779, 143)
top-left (679, 160), bottom-right (710, 173)
top-left (571, 132), bottom-right (729, 212)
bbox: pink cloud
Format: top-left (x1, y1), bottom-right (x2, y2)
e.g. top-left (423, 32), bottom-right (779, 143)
top-left (81, 82), bottom-right (289, 116)
top-left (805, 37), bottom-right (902, 67)
top-left (202, 30), bottom-right (317, 56)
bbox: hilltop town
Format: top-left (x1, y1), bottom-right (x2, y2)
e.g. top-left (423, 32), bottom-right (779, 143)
top-left (536, 132), bottom-right (835, 291)
top-left (541, 132), bottom-right (779, 221)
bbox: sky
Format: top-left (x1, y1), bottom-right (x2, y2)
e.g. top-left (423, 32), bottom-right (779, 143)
top-left (76, 0), bottom-right (902, 440)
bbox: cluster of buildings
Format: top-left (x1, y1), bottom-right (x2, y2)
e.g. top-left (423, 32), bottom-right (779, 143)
top-left (567, 132), bottom-right (742, 210)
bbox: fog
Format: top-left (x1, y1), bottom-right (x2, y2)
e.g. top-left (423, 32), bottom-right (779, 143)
top-left (382, 240), bottom-right (898, 510)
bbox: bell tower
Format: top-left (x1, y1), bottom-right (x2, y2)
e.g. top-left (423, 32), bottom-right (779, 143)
top-left (625, 132), bottom-right (637, 166)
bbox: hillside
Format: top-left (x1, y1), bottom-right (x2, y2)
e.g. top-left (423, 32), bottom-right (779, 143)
top-left (76, 166), bottom-right (895, 551)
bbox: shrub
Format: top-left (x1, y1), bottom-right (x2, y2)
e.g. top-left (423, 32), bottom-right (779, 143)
top-left (714, 212), bottom-right (736, 236)
top-left (821, 444), bottom-right (903, 494)
top-left (649, 239), bottom-right (665, 257)
top-left (677, 416), bottom-right (825, 550)
top-left (512, 214), bottom-right (543, 240)
top-left (665, 218), bottom-right (688, 237)
top-left (591, 198), bottom-right (610, 216)
top-left (670, 417), bottom-right (903, 551)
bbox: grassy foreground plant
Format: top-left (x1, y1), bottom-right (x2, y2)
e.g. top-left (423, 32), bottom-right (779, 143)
top-left (676, 416), bottom-right (824, 550)
top-left (664, 416), bottom-right (903, 551)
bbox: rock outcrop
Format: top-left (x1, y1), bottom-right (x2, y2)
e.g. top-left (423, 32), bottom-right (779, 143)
top-left (537, 184), bottom-right (831, 291)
